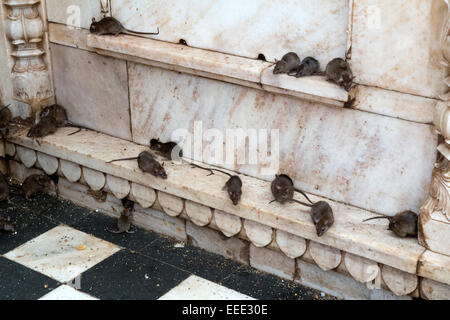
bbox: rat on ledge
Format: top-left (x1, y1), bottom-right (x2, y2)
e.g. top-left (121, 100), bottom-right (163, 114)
top-left (363, 210), bottom-right (417, 238)
top-left (90, 17), bottom-right (159, 37)
top-left (107, 151), bottom-right (167, 179)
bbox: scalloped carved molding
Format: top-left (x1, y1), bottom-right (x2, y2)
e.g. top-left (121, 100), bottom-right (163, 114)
top-left (418, 0), bottom-right (450, 255)
top-left (2, 0), bottom-right (54, 115)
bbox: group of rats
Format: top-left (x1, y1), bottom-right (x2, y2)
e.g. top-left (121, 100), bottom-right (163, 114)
top-left (0, 16), bottom-right (416, 238)
top-left (273, 52), bottom-right (354, 92)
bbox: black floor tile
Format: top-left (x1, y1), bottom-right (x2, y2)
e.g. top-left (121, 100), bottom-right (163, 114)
top-left (221, 265), bottom-right (334, 300)
top-left (140, 237), bottom-right (244, 283)
top-left (41, 198), bottom-right (92, 226)
top-left (78, 249), bottom-right (190, 300)
top-left (0, 257), bottom-right (60, 300)
top-left (71, 211), bottom-right (160, 251)
top-left (0, 206), bottom-right (58, 255)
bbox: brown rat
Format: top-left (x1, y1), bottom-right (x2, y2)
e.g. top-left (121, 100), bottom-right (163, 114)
top-left (200, 167), bottom-right (242, 206)
top-left (363, 210), bottom-right (418, 238)
top-left (39, 104), bottom-right (88, 136)
top-left (293, 57), bottom-right (320, 78)
top-left (0, 173), bottom-right (9, 202)
top-left (270, 174), bottom-right (334, 236)
top-left (27, 115), bottom-right (57, 138)
top-left (90, 17), bottom-right (159, 37)
top-left (150, 138), bottom-right (183, 160)
top-left (107, 151), bottom-right (167, 179)
top-left (273, 52), bottom-right (301, 75)
top-left (0, 216), bottom-right (15, 234)
top-left (0, 104), bottom-right (11, 127)
top-left (270, 174), bottom-right (312, 205)
top-left (325, 58), bottom-right (353, 91)
top-left (21, 174), bottom-right (57, 200)
top-left (107, 198), bottom-right (135, 234)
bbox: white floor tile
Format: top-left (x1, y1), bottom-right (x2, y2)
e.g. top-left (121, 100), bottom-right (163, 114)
top-left (158, 275), bottom-right (255, 300)
top-left (39, 285), bottom-right (99, 300)
top-left (4, 225), bottom-right (121, 283)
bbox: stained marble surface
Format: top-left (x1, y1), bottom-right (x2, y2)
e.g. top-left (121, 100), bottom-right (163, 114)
top-left (50, 43), bottom-right (132, 140)
top-left (46, 0), bottom-right (348, 67)
top-left (128, 62), bottom-right (437, 216)
top-left (46, 0), bottom-right (104, 29)
top-left (351, 0), bottom-right (446, 99)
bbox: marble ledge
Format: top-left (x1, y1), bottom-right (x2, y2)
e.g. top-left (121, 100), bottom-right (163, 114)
top-left (6, 126), bottom-right (427, 275)
top-left (48, 22), bottom-right (349, 108)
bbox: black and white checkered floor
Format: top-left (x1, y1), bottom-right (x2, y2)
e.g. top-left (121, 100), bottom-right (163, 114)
top-left (0, 184), bottom-right (335, 300)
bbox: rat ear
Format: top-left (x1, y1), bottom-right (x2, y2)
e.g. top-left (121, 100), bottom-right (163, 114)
top-left (92, 17), bottom-right (96, 23)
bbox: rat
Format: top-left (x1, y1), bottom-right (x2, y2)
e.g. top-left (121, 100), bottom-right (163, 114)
top-left (90, 17), bottom-right (159, 37)
top-left (198, 167), bottom-right (242, 205)
top-left (107, 198), bottom-right (135, 234)
top-left (325, 58), bottom-right (353, 91)
top-left (107, 151), bottom-right (167, 179)
top-left (363, 210), bottom-right (418, 238)
top-left (0, 216), bottom-right (15, 234)
top-left (0, 104), bottom-right (12, 138)
top-left (150, 138), bottom-right (183, 160)
top-left (21, 174), bottom-right (57, 200)
top-left (294, 57), bottom-right (320, 78)
top-left (270, 174), bottom-right (334, 236)
top-left (270, 174), bottom-right (313, 205)
top-left (39, 104), bottom-right (87, 136)
top-left (273, 52), bottom-right (301, 75)
top-left (0, 173), bottom-right (9, 202)
top-left (27, 115), bottom-right (57, 138)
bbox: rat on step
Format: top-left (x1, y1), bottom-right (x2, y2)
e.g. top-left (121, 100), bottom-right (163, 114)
top-left (107, 151), bottom-right (167, 179)
top-left (273, 52), bottom-right (301, 75)
top-left (27, 115), bottom-right (57, 138)
top-left (21, 174), bottom-right (57, 200)
top-left (363, 210), bottom-right (417, 238)
top-left (39, 104), bottom-right (87, 136)
top-left (270, 174), bottom-right (334, 236)
top-left (325, 58), bottom-right (353, 91)
top-left (90, 17), bottom-right (159, 37)
top-left (293, 57), bottom-right (320, 78)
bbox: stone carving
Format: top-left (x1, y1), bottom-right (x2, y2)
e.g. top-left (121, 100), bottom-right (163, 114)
top-left (418, 0), bottom-right (450, 254)
top-left (2, 0), bottom-right (53, 116)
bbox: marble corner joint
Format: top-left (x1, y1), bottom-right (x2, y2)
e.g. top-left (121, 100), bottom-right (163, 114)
top-left (5, 141), bottom-right (450, 299)
top-left (2, 0), bottom-right (54, 117)
top-left (418, 0), bottom-right (450, 257)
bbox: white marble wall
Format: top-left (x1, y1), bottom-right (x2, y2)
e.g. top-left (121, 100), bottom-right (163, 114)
top-left (46, 0), bottom-right (349, 67)
top-left (351, 0), bottom-right (446, 99)
top-left (128, 63), bottom-right (437, 216)
top-left (50, 44), bottom-right (131, 140)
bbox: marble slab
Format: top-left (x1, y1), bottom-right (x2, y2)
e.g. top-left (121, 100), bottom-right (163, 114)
top-left (50, 43), bottom-right (132, 140)
top-left (6, 127), bottom-right (427, 274)
top-left (128, 62), bottom-right (437, 216)
top-left (39, 285), bottom-right (99, 300)
top-left (418, 250), bottom-right (450, 286)
top-left (352, 85), bottom-right (437, 124)
top-left (106, 0), bottom-right (348, 66)
top-left (46, 0), bottom-right (104, 29)
top-left (158, 275), bottom-right (254, 300)
top-left (351, 0), bottom-right (447, 99)
top-left (4, 225), bottom-right (121, 283)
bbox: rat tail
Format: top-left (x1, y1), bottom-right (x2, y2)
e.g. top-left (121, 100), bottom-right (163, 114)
top-left (290, 199), bottom-right (313, 208)
top-left (295, 189), bottom-right (314, 204)
top-left (107, 157), bottom-right (139, 164)
top-left (124, 26), bottom-right (159, 36)
top-left (363, 216), bottom-right (390, 222)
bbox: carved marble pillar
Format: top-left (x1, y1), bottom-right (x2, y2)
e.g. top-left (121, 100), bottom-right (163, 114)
top-left (2, 0), bottom-right (54, 118)
top-left (418, 0), bottom-right (450, 256)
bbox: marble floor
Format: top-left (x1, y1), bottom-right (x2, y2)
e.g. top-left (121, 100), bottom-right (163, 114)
top-left (0, 183), bottom-right (335, 300)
